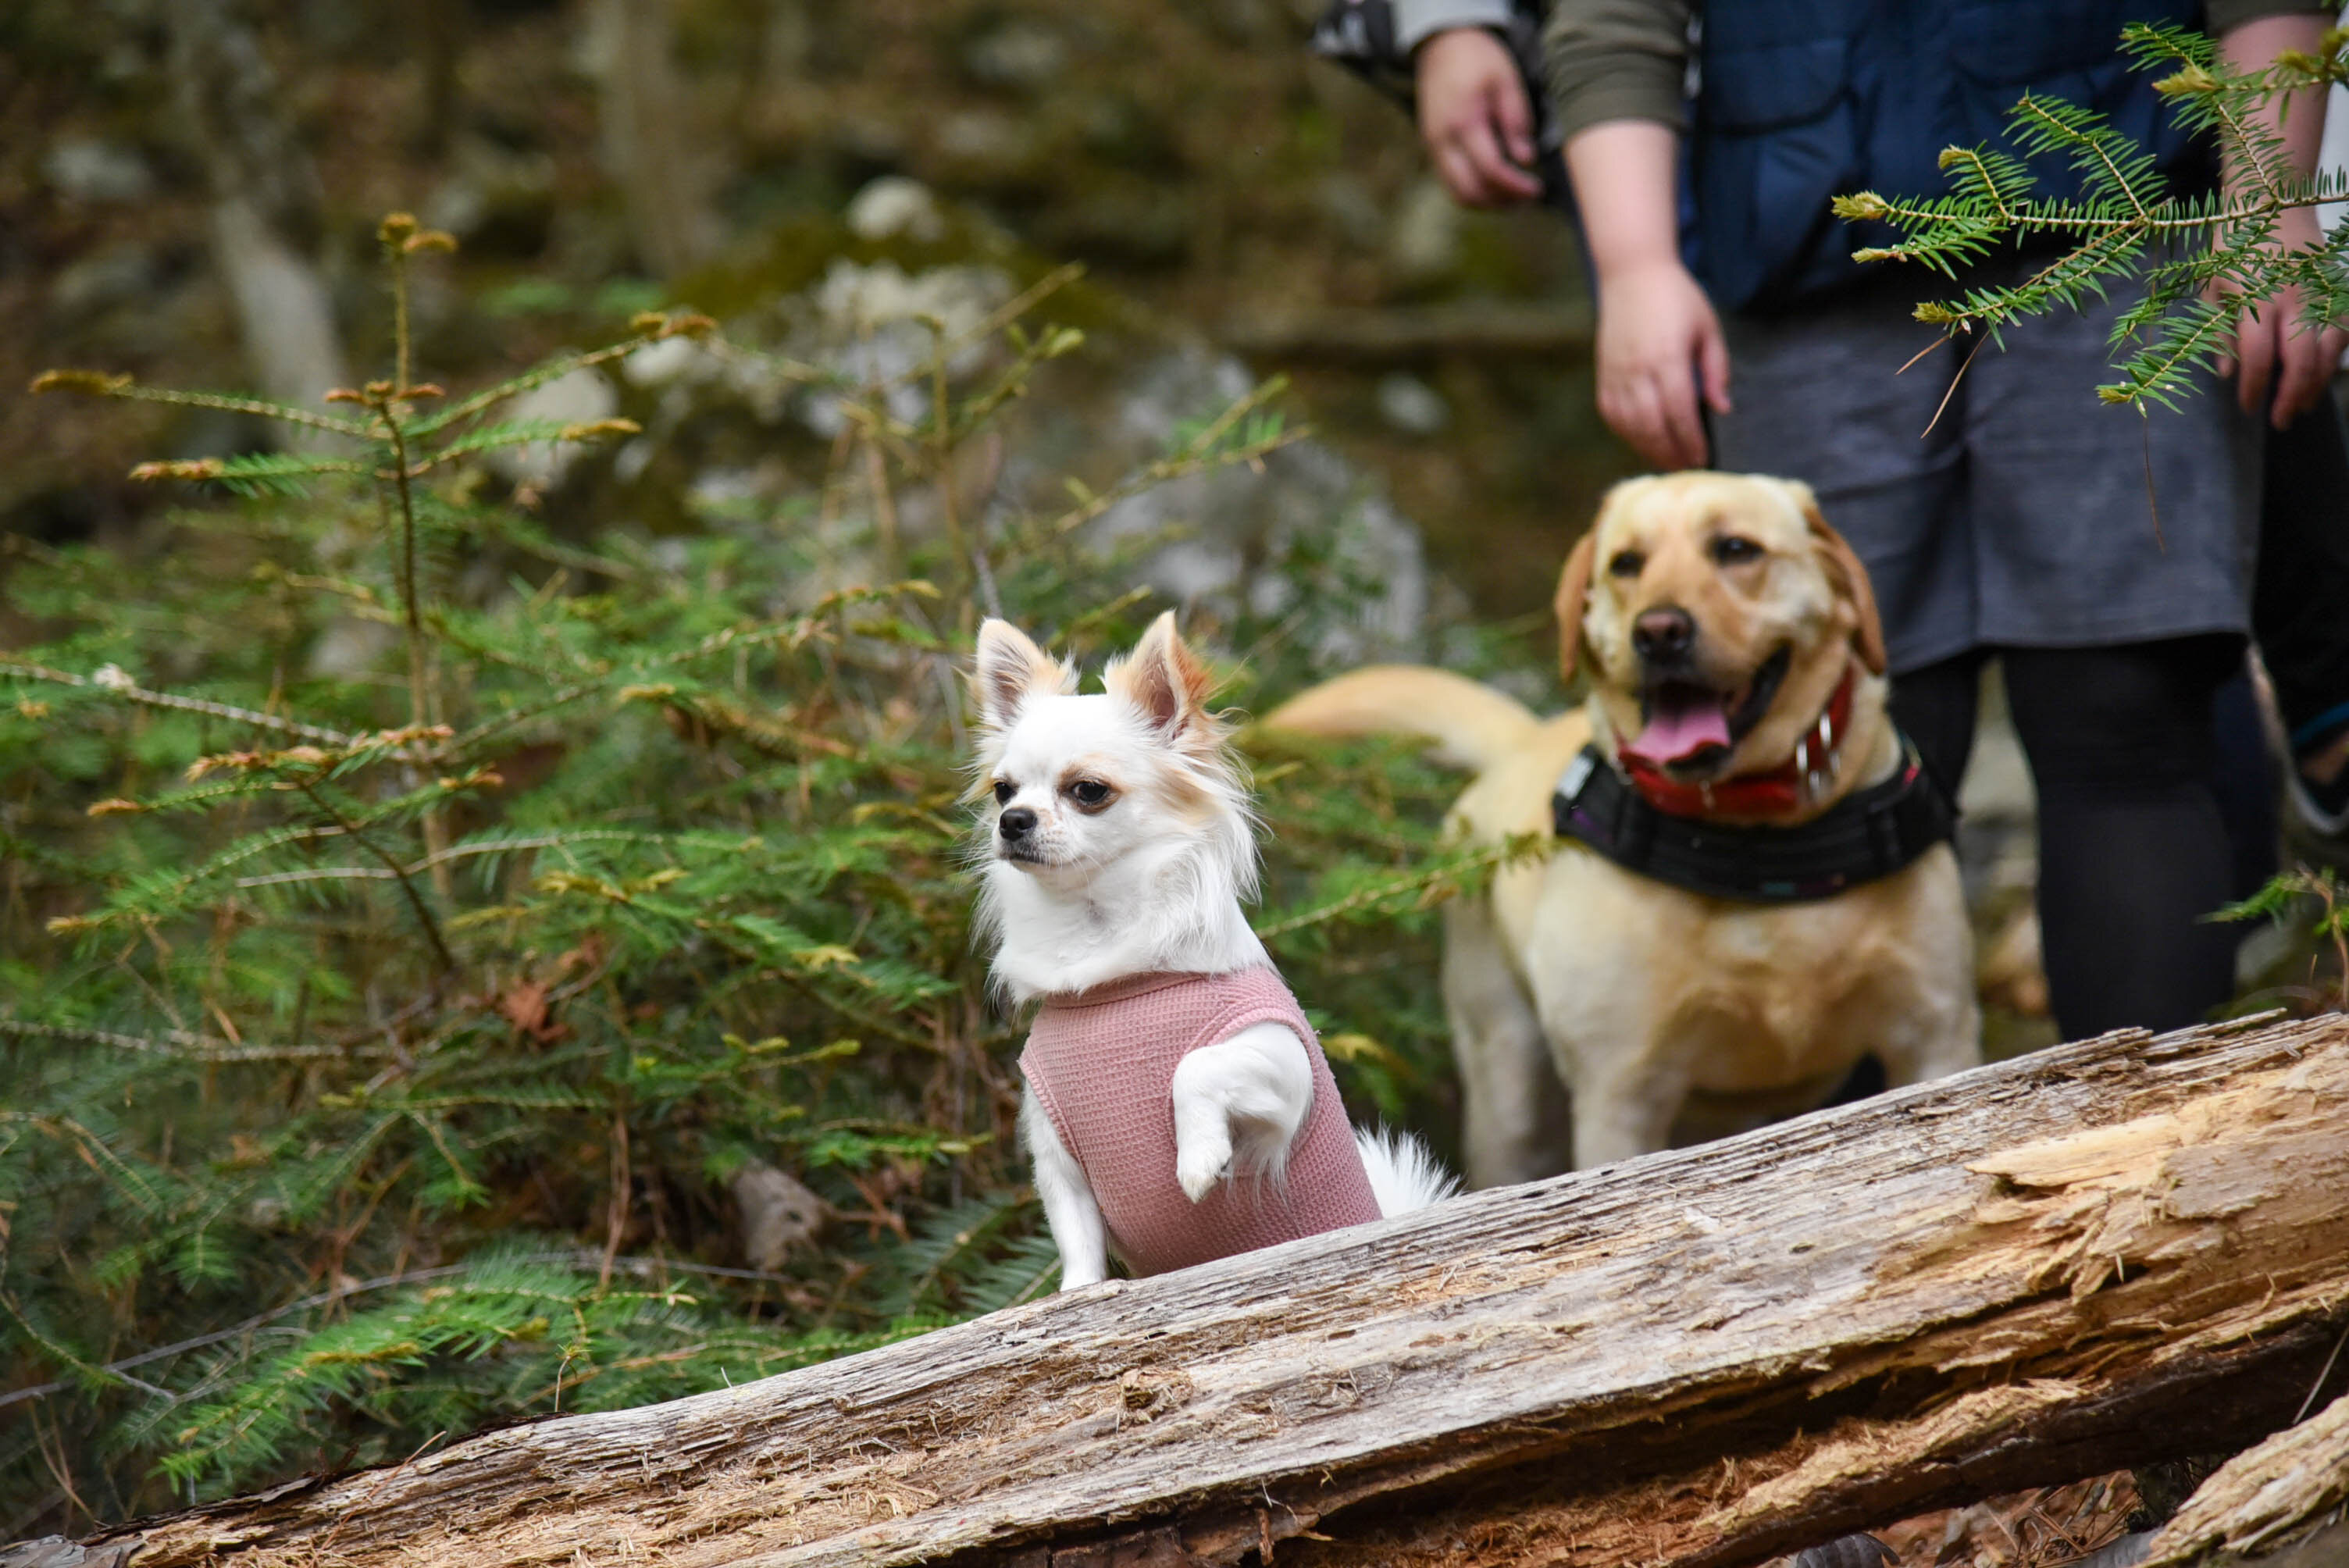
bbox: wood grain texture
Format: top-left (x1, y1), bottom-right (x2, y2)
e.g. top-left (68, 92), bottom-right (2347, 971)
top-left (84, 1013), bottom-right (2349, 1568)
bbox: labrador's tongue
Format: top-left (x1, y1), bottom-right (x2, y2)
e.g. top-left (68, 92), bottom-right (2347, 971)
top-left (1626, 686), bottom-right (1731, 765)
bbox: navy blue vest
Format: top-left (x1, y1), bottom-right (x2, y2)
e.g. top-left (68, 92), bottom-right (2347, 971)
top-left (1691, 0), bottom-right (2212, 313)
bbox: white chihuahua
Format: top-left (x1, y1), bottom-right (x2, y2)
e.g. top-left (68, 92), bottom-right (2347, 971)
top-left (972, 612), bottom-right (1454, 1289)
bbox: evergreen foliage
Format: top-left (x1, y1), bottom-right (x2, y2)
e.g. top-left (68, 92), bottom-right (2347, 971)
top-left (0, 218), bottom-right (1505, 1530)
top-left (1834, 22), bottom-right (2349, 411)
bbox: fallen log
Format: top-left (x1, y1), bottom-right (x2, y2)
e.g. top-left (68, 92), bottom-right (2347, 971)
top-left (75, 1011), bottom-right (2349, 1568)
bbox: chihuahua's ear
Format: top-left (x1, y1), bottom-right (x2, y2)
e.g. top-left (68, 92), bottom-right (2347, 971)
top-left (973, 619), bottom-right (1072, 729)
top-left (1553, 526), bottom-right (1601, 685)
top-left (1107, 611), bottom-right (1215, 739)
top-left (1792, 483), bottom-right (1887, 675)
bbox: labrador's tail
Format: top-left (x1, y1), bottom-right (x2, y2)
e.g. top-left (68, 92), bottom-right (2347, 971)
top-left (1264, 666), bottom-right (1540, 776)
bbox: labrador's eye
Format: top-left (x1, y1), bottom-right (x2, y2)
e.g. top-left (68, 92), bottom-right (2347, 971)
top-left (1068, 779), bottom-right (1112, 808)
top-left (993, 779), bottom-right (1015, 806)
top-left (1711, 536), bottom-right (1763, 565)
top-left (1607, 550), bottom-right (1645, 579)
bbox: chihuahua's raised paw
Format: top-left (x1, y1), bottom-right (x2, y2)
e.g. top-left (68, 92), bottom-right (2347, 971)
top-left (1174, 1133), bottom-right (1233, 1204)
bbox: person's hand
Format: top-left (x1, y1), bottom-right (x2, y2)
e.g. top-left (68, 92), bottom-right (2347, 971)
top-left (2215, 207), bottom-right (2349, 429)
top-left (1414, 28), bottom-right (1542, 208)
top-left (1592, 258), bottom-right (1732, 469)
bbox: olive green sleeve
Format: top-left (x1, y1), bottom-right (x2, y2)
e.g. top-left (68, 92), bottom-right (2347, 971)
top-left (1541, 0), bottom-right (1695, 141)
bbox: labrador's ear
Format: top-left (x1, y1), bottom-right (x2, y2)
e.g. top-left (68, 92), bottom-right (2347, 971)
top-left (973, 619), bottom-right (1074, 730)
top-left (1106, 610), bottom-right (1217, 743)
top-left (1794, 485), bottom-right (1887, 676)
top-left (1553, 526), bottom-right (1601, 684)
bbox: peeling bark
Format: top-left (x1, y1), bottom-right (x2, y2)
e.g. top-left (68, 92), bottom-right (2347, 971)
top-left (77, 1013), bottom-right (2349, 1568)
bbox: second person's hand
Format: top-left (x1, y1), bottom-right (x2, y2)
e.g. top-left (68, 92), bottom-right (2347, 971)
top-left (1414, 28), bottom-right (1543, 208)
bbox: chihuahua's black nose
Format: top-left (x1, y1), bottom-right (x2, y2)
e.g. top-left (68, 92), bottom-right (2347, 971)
top-left (1632, 607), bottom-right (1695, 664)
top-left (999, 807), bottom-right (1037, 840)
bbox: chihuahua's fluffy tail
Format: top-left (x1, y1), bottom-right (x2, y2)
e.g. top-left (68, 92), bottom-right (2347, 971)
top-left (1265, 666), bottom-right (1539, 775)
top-left (1353, 1126), bottom-right (1460, 1217)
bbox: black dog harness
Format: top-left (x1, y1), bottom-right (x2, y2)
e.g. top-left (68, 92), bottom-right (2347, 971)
top-left (1550, 742), bottom-right (1957, 903)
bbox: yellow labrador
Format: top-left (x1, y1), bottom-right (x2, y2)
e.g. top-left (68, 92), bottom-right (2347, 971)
top-left (1267, 472), bottom-right (1979, 1185)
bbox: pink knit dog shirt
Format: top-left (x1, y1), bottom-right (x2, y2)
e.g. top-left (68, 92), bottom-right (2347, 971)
top-left (1020, 967), bottom-right (1381, 1278)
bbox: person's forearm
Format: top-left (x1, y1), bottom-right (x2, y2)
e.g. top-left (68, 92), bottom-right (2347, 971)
top-left (1565, 119), bottom-right (1684, 281)
top-left (2216, 13), bottom-right (2331, 192)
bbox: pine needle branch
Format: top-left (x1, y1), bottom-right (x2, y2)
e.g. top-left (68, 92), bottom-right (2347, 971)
top-left (2, 658), bottom-right (358, 747)
top-left (1839, 20), bottom-right (2349, 412)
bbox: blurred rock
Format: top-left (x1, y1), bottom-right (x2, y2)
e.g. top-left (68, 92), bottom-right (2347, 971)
top-left (307, 616), bottom-right (398, 681)
top-left (1085, 349), bottom-right (1431, 664)
top-left (933, 110), bottom-right (1040, 184)
top-left (1388, 176), bottom-right (1464, 287)
top-left (730, 1160), bottom-right (826, 1270)
top-left (41, 137), bottom-right (155, 204)
top-left (1080, 92), bottom-right (1180, 173)
top-left (1316, 174), bottom-right (1385, 250)
top-left (625, 212), bottom-right (1438, 667)
top-left (1376, 372), bottom-right (1449, 436)
top-left (963, 19), bottom-right (1068, 93)
top-left (485, 366), bottom-right (620, 488)
top-left (1200, 0), bottom-right (1279, 43)
top-left (1035, 184), bottom-right (1196, 267)
top-left (797, 258), bottom-right (1015, 433)
top-left (421, 135), bottom-right (558, 258)
top-left (846, 176), bottom-right (946, 244)
top-left (49, 241), bottom-right (160, 322)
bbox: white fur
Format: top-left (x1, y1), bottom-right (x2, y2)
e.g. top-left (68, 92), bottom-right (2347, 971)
top-left (1169, 1020), bottom-right (1316, 1202)
top-left (972, 615), bottom-right (1454, 1290)
top-left (971, 701), bottom-right (1264, 1000)
top-left (1354, 1124), bottom-right (1463, 1214)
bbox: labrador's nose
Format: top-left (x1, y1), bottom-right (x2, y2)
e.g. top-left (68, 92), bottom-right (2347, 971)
top-left (999, 807), bottom-right (1038, 840)
top-left (1631, 607), bottom-right (1695, 664)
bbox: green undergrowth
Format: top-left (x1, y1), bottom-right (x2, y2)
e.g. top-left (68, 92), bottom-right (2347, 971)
top-left (0, 218), bottom-right (1506, 1529)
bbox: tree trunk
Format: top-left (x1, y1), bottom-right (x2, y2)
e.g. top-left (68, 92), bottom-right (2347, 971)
top-left (584, 0), bottom-right (722, 280)
top-left (166, 0), bottom-right (351, 435)
top-left (78, 1012), bottom-right (2349, 1568)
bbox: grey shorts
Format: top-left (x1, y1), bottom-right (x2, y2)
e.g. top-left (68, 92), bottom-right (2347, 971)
top-left (1709, 262), bottom-right (2261, 675)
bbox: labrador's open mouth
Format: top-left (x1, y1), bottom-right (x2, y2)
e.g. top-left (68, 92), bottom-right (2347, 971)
top-left (1625, 645), bottom-right (1791, 776)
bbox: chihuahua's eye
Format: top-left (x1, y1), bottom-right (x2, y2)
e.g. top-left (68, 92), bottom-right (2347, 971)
top-left (992, 779), bottom-right (1015, 806)
top-left (1607, 550), bottom-right (1645, 579)
top-left (1711, 536), bottom-right (1763, 566)
top-left (1067, 778), bottom-right (1112, 810)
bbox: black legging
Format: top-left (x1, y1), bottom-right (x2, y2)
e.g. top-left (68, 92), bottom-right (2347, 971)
top-left (2257, 387), bottom-right (2349, 754)
top-left (1891, 636), bottom-right (2243, 1041)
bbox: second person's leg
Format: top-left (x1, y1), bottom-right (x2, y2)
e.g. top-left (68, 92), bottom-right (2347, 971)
top-left (2001, 636), bottom-right (2243, 1039)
